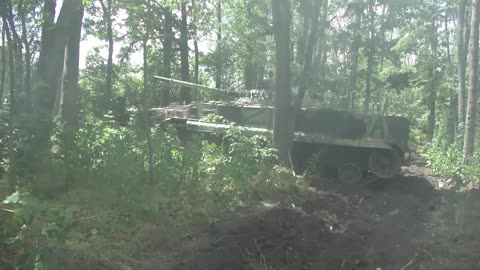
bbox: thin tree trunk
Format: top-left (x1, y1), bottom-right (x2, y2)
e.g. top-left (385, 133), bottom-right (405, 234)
top-left (257, 65), bottom-right (265, 89)
top-left (364, 0), bottom-right (375, 113)
top-left (244, 47), bottom-right (255, 90)
top-left (463, 0), bottom-right (480, 162)
top-left (272, 0), bottom-right (293, 167)
top-left (445, 10), bottom-right (456, 143)
top-left (297, 0), bottom-right (312, 67)
top-left (99, 0), bottom-right (114, 109)
top-left (62, 3), bottom-right (83, 132)
top-left (5, 1), bottom-right (23, 104)
top-left (458, 0), bottom-right (468, 135)
top-left (379, 4), bottom-right (387, 70)
top-left (162, 7), bottom-right (172, 106)
top-left (349, 5), bottom-right (363, 109)
top-left (1, 21), bottom-right (5, 105)
top-left (192, 0), bottom-right (199, 84)
top-left (427, 14), bottom-right (438, 142)
top-left (4, 11), bottom-right (16, 191)
top-left (446, 12), bottom-right (452, 63)
top-left (314, 0), bottom-right (328, 80)
top-left (20, 3), bottom-right (32, 111)
top-left (143, 35), bottom-right (154, 184)
top-left (293, 0), bottom-right (322, 111)
top-left (180, 1), bottom-right (191, 104)
top-left (215, 0), bottom-right (222, 89)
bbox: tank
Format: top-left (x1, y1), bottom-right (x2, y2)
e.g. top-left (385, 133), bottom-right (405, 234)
top-left (152, 76), bottom-right (411, 183)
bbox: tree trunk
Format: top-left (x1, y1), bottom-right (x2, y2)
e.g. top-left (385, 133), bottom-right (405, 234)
top-left (32, 0), bottom-right (83, 163)
top-left (463, 0), bottom-right (480, 162)
top-left (427, 16), bottom-right (438, 142)
top-left (192, 0), bottom-right (199, 84)
top-left (143, 35), bottom-right (154, 184)
top-left (271, 0), bottom-right (293, 167)
top-left (445, 10), bottom-right (456, 143)
top-left (4, 10), bottom-right (16, 192)
top-left (297, 0), bottom-right (312, 67)
top-left (215, 0), bottom-right (222, 89)
top-left (379, 4), bottom-right (387, 70)
top-left (458, 0), bottom-right (468, 136)
top-left (314, 0), bottom-right (328, 86)
top-left (20, 3), bottom-right (32, 111)
top-left (244, 49), bottom-right (255, 90)
top-left (62, 4), bottom-right (84, 133)
top-left (293, 0), bottom-right (322, 111)
top-left (162, 7), bottom-right (173, 106)
top-left (364, 0), bottom-right (375, 113)
top-left (349, 5), bottom-right (363, 109)
top-left (1, 20), bottom-right (5, 104)
top-left (5, 1), bottom-right (23, 110)
top-left (180, 1), bottom-right (191, 104)
top-left (99, 0), bottom-right (114, 109)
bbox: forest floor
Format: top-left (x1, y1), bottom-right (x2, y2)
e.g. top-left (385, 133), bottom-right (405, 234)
top-left (132, 146), bottom-right (480, 270)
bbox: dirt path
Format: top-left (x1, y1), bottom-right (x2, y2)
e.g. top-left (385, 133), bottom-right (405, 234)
top-left (136, 155), bottom-right (480, 270)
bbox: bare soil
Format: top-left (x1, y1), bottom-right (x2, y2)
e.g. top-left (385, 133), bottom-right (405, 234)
top-left (135, 151), bottom-right (480, 270)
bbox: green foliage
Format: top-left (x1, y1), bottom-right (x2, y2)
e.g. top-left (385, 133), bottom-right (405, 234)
top-left (2, 115), bottom-right (302, 268)
top-left (199, 127), bottom-right (278, 206)
top-left (2, 192), bottom-right (78, 270)
top-left (420, 140), bottom-right (480, 187)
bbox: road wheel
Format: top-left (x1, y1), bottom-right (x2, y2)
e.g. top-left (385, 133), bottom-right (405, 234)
top-left (368, 148), bottom-right (402, 179)
top-left (337, 162), bottom-right (363, 184)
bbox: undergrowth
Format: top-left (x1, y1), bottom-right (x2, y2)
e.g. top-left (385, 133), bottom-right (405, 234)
top-left (420, 136), bottom-right (480, 188)
top-left (0, 115), bottom-right (304, 270)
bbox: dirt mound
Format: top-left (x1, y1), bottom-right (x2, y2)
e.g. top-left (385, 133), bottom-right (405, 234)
top-left (135, 154), bottom-right (480, 270)
top-left (166, 173), bottom-right (440, 270)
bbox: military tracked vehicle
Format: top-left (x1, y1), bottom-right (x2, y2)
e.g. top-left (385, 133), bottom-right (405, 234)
top-left (152, 76), bottom-right (410, 183)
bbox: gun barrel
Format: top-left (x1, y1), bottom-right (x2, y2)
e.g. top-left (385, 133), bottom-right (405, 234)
top-left (154, 76), bottom-right (225, 92)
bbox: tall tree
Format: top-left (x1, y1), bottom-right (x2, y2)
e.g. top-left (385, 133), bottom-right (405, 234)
top-left (192, 0), bottom-right (199, 83)
top-left (162, 7), bottom-right (173, 106)
top-left (31, 0), bottom-right (84, 163)
top-left (427, 11), bottom-right (438, 142)
top-left (180, 1), bottom-right (191, 104)
top-left (215, 0), bottom-right (222, 89)
top-left (99, 0), bottom-right (114, 108)
top-left (271, 0), bottom-right (293, 166)
top-left (1, 17), bottom-right (6, 104)
top-left (142, 33), bottom-right (154, 184)
top-left (364, 0), bottom-right (375, 113)
top-left (62, 3), bottom-right (84, 133)
top-left (464, 0), bottom-right (480, 162)
top-left (3, 4), bottom-right (17, 191)
top-left (19, 2), bottom-right (32, 111)
top-left (349, 2), bottom-right (363, 109)
top-left (293, 0), bottom-right (322, 111)
top-left (457, 0), bottom-right (469, 134)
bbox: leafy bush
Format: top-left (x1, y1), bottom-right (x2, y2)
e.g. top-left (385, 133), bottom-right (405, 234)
top-left (199, 127), bottom-right (278, 206)
top-left (420, 139), bottom-right (480, 187)
top-left (2, 115), bottom-right (303, 269)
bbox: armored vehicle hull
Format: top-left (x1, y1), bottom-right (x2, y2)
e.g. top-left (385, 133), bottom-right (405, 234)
top-left (152, 102), bottom-right (410, 183)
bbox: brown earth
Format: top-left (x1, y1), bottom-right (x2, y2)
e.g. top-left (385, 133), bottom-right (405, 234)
top-left (135, 152), bottom-right (480, 270)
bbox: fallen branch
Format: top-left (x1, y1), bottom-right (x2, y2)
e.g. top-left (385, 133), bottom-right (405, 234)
top-left (400, 254), bottom-right (419, 270)
top-left (0, 208), bottom-right (15, 214)
top-left (75, 208), bottom-right (120, 222)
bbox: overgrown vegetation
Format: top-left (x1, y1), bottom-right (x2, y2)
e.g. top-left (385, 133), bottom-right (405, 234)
top-left (1, 118), bottom-right (303, 269)
top-left (421, 139), bottom-right (480, 187)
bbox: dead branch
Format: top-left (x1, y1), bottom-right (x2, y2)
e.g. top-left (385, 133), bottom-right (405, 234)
top-left (0, 208), bottom-right (15, 214)
top-left (400, 254), bottom-right (419, 270)
top-left (75, 208), bottom-right (120, 222)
